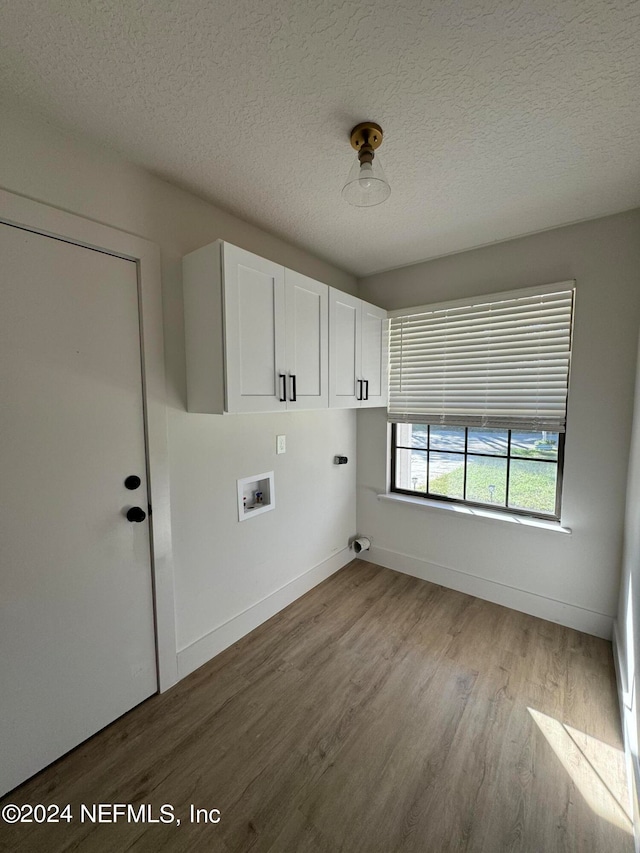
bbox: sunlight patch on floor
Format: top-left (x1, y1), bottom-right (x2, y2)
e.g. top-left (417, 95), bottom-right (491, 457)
top-left (528, 707), bottom-right (632, 834)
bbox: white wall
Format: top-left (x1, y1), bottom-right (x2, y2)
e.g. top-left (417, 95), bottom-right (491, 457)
top-left (358, 210), bottom-right (640, 637)
top-left (617, 331), bottom-right (640, 835)
top-left (0, 106), bottom-right (358, 677)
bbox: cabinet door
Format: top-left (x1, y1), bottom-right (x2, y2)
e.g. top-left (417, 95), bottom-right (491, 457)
top-left (329, 288), bottom-right (361, 408)
top-left (223, 243), bottom-right (286, 413)
top-left (284, 270), bottom-right (328, 410)
top-left (360, 301), bottom-right (388, 408)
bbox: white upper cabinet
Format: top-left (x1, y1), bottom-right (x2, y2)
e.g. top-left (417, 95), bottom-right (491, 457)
top-left (360, 300), bottom-right (388, 408)
top-left (224, 243), bottom-right (286, 413)
top-left (284, 269), bottom-right (328, 411)
top-left (183, 241), bottom-right (328, 414)
top-left (329, 290), bottom-right (361, 408)
top-left (329, 289), bottom-right (388, 409)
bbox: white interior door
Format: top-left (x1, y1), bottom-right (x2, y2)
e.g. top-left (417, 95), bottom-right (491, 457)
top-left (284, 270), bottom-right (328, 410)
top-left (0, 223), bottom-right (157, 796)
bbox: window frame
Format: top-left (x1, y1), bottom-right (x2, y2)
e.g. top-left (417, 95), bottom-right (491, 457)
top-left (390, 423), bottom-right (565, 521)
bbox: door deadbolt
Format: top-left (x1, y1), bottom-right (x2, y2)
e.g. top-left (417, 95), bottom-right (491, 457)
top-left (126, 506), bottom-right (146, 523)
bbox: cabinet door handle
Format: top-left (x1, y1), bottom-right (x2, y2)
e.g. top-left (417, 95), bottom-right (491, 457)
top-left (356, 379), bottom-right (363, 401)
top-left (290, 373), bottom-right (297, 402)
top-left (279, 373), bottom-right (287, 402)
top-left (364, 379), bottom-right (369, 400)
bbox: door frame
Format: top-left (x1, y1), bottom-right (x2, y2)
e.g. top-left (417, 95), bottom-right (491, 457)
top-left (0, 187), bottom-right (178, 692)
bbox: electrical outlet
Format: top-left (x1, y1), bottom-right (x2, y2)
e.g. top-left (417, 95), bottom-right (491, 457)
top-left (276, 435), bottom-right (286, 454)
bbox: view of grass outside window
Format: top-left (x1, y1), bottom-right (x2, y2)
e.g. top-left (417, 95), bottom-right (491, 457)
top-left (392, 424), bottom-right (562, 519)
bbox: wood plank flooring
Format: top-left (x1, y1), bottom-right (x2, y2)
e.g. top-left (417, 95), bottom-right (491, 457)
top-left (0, 560), bottom-right (632, 852)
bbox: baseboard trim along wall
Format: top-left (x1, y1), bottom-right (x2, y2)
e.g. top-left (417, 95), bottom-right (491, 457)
top-left (613, 620), bottom-right (630, 719)
top-left (613, 620), bottom-right (640, 851)
top-left (177, 547), bottom-right (353, 679)
top-left (362, 545), bottom-right (614, 640)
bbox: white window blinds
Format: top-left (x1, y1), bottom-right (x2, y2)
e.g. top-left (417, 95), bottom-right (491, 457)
top-left (388, 283), bottom-right (574, 431)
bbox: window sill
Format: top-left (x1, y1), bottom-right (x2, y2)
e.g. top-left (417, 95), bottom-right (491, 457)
top-left (377, 492), bottom-right (572, 534)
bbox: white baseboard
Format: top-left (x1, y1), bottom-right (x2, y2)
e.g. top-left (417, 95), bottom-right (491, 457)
top-left (362, 545), bottom-right (613, 639)
top-left (613, 619), bottom-right (640, 851)
top-left (613, 620), bottom-right (630, 721)
top-left (177, 547), bottom-right (353, 679)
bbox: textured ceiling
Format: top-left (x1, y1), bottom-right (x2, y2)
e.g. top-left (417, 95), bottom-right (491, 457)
top-left (0, 0), bottom-right (639, 276)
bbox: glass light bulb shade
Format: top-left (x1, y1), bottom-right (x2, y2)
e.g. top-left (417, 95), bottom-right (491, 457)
top-left (342, 154), bottom-right (391, 207)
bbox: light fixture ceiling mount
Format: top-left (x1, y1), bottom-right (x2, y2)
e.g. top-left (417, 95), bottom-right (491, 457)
top-left (342, 121), bottom-right (390, 208)
top-left (348, 121), bottom-right (384, 154)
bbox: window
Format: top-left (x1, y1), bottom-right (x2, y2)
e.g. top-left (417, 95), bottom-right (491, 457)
top-left (392, 424), bottom-right (564, 518)
top-left (388, 283), bottom-right (574, 520)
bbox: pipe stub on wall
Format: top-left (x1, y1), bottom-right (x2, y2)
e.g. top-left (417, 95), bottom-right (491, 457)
top-left (353, 537), bottom-right (371, 554)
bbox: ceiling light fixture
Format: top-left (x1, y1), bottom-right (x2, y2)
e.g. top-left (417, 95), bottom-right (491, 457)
top-left (342, 121), bottom-right (390, 208)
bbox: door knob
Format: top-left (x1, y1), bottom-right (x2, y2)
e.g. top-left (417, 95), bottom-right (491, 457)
top-left (126, 506), bottom-right (147, 523)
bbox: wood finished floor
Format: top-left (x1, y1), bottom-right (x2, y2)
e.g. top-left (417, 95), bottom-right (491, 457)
top-left (0, 560), bottom-right (632, 853)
